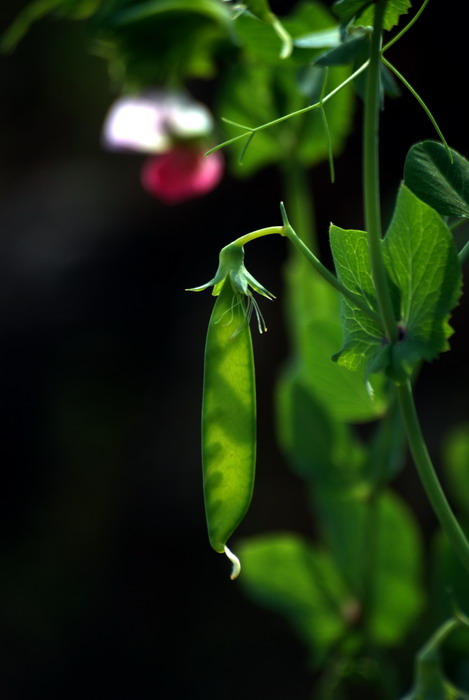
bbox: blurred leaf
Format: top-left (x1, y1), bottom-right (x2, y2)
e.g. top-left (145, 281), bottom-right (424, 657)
top-left (110, 0), bottom-right (231, 29)
top-left (283, 266), bottom-right (387, 422)
top-left (238, 533), bottom-right (355, 665)
top-left (316, 31), bottom-right (370, 66)
top-left (334, 0), bottom-right (411, 30)
top-left (217, 2), bottom-right (354, 174)
top-left (441, 424), bottom-right (469, 514)
top-left (333, 0), bottom-right (371, 25)
top-left (404, 140), bottom-right (469, 220)
top-left (232, 2), bottom-right (333, 66)
top-left (1, 0), bottom-right (102, 52)
top-left (431, 528), bottom-right (469, 657)
top-left (94, 0), bottom-right (233, 85)
top-left (276, 368), bottom-right (365, 484)
top-left (245, 0), bottom-right (272, 22)
top-left (400, 616), bottom-right (469, 700)
top-left (364, 400), bottom-right (406, 485)
top-left (294, 26), bottom-right (341, 48)
top-left (314, 489), bottom-right (424, 645)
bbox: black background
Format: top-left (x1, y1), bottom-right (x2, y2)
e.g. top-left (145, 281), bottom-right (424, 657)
top-left (0, 1), bottom-right (468, 698)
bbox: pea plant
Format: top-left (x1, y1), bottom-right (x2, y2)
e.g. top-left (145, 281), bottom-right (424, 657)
top-left (4, 0), bottom-right (469, 696)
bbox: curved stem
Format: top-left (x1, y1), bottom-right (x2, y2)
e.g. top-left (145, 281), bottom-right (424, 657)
top-left (205, 60), bottom-right (370, 156)
top-left (363, 0), bottom-right (398, 343)
top-left (280, 206), bottom-right (382, 324)
top-left (397, 380), bottom-right (469, 576)
top-left (381, 0), bottom-right (430, 54)
top-left (459, 238), bottom-right (469, 264)
top-left (381, 56), bottom-right (451, 160)
top-left (281, 159), bottom-right (317, 252)
top-left (232, 226), bottom-right (283, 247)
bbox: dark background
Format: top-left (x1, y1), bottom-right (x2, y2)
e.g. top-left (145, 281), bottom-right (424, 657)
top-left (0, 1), bottom-right (468, 698)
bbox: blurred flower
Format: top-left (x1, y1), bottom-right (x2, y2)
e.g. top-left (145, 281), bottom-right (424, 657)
top-left (102, 90), bottom-right (223, 203)
top-left (102, 91), bottom-right (214, 153)
top-left (141, 148), bottom-right (224, 205)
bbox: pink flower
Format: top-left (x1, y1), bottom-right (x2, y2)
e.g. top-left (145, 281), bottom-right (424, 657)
top-left (140, 148), bottom-right (224, 204)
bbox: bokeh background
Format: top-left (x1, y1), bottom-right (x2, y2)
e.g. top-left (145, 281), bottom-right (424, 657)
top-left (0, 1), bottom-right (468, 698)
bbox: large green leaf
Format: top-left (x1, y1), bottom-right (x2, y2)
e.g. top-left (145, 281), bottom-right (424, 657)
top-left (358, 0), bottom-right (411, 30)
top-left (334, 0), bottom-right (411, 30)
top-left (315, 30), bottom-right (370, 66)
top-left (330, 184), bottom-right (462, 377)
top-left (283, 264), bottom-right (387, 421)
top-left (276, 369), bottom-right (365, 484)
top-left (383, 184), bottom-right (462, 373)
top-left (329, 225), bottom-right (384, 376)
top-left (238, 533), bottom-right (353, 664)
top-left (404, 140), bottom-right (469, 219)
top-left (314, 489), bottom-right (424, 645)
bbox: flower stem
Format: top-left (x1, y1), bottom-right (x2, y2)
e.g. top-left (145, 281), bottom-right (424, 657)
top-left (232, 226), bottom-right (283, 247)
top-left (397, 380), bottom-right (469, 576)
top-left (280, 204), bottom-right (381, 325)
top-left (363, 0), bottom-right (398, 343)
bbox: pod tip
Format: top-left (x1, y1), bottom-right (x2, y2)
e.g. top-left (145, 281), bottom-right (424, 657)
top-left (224, 545), bottom-right (241, 580)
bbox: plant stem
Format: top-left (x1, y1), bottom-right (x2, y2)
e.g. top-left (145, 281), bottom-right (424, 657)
top-left (281, 158), bottom-right (317, 252)
top-left (206, 60), bottom-right (370, 156)
top-left (233, 226), bottom-right (283, 247)
top-left (363, 0), bottom-right (398, 343)
top-left (381, 0), bottom-right (430, 54)
top-left (281, 207), bottom-right (381, 324)
top-left (459, 238), bottom-right (469, 264)
top-left (397, 380), bottom-right (469, 576)
top-left (382, 56), bottom-right (451, 160)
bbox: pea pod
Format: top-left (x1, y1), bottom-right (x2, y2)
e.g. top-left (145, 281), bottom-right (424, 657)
top-left (188, 242), bottom-right (274, 577)
top-left (202, 279), bottom-right (256, 571)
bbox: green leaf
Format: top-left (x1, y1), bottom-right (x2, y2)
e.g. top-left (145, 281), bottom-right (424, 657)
top-left (334, 0), bottom-right (412, 31)
top-left (232, 2), bottom-right (332, 66)
top-left (276, 369), bottom-right (365, 484)
top-left (231, 11), bottom-right (285, 65)
top-left (442, 424), bottom-right (469, 514)
top-left (401, 616), bottom-right (469, 700)
top-left (383, 184), bottom-right (462, 372)
top-left (330, 184), bottom-right (462, 378)
top-left (109, 0), bottom-right (231, 27)
top-left (244, 0), bottom-right (272, 23)
top-left (358, 0), bottom-right (412, 31)
top-left (316, 31), bottom-right (370, 66)
top-left (238, 533), bottom-right (354, 665)
top-left (404, 140), bottom-right (469, 219)
top-left (294, 26), bottom-right (341, 49)
top-left (333, 0), bottom-right (372, 25)
top-left (217, 2), bottom-right (355, 175)
top-left (329, 224), bottom-right (384, 376)
top-left (315, 489), bottom-right (424, 645)
top-left (431, 530), bottom-right (469, 638)
top-left (218, 61), bottom-right (353, 175)
top-left (95, 0), bottom-right (232, 85)
top-left (283, 265), bottom-right (387, 421)
top-left (1, 0), bottom-right (101, 52)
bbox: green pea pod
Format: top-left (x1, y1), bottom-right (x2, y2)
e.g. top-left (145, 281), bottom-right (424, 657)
top-left (202, 278), bottom-right (256, 578)
top-left (188, 240), bottom-right (275, 577)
